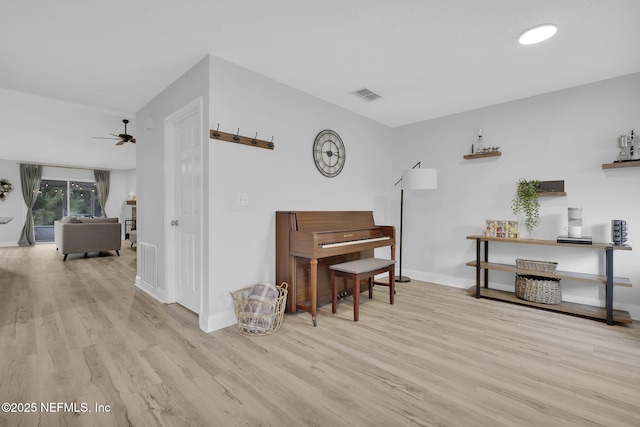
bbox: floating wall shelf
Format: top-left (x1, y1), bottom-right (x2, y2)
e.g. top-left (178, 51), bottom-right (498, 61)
top-left (538, 180), bottom-right (565, 197)
top-left (538, 192), bottom-right (566, 197)
top-left (602, 161), bottom-right (640, 169)
top-left (463, 151), bottom-right (501, 159)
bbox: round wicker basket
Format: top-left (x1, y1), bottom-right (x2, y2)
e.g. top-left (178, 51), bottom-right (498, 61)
top-left (230, 282), bottom-right (288, 336)
top-left (515, 274), bottom-right (561, 304)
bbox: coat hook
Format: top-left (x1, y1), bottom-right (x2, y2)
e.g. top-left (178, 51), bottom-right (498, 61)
top-left (212, 123), bottom-right (220, 138)
top-left (268, 136), bottom-right (274, 149)
top-left (251, 132), bottom-right (258, 145)
top-left (233, 128), bottom-right (240, 141)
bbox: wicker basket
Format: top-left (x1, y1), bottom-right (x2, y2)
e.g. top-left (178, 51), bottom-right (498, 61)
top-left (515, 258), bottom-right (558, 273)
top-left (231, 282), bottom-right (288, 336)
top-left (515, 274), bottom-right (561, 304)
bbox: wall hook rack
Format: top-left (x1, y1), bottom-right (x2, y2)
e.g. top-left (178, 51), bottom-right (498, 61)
top-left (209, 125), bottom-right (275, 150)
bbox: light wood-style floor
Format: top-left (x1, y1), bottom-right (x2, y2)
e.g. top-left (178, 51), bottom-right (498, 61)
top-left (1, 243), bottom-right (639, 427)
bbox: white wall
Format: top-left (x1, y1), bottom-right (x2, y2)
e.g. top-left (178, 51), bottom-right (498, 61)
top-left (136, 54), bottom-right (393, 332)
top-left (206, 56), bottom-right (393, 331)
top-left (0, 88), bottom-right (136, 170)
top-left (393, 72), bottom-right (640, 318)
top-left (134, 56), bottom-right (211, 316)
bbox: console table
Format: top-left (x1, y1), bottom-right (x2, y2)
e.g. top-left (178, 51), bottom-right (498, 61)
top-left (466, 235), bottom-right (633, 325)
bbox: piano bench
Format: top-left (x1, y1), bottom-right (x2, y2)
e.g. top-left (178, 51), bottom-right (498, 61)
top-left (330, 258), bottom-right (395, 322)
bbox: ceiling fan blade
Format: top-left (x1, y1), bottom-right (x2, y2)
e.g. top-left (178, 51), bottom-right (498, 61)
top-left (94, 120), bottom-right (136, 146)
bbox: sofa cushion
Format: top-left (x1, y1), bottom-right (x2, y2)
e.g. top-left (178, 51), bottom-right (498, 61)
top-left (60, 216), bottom-right (81, 223)
top-left (79, 217), bottom-right (119, 223)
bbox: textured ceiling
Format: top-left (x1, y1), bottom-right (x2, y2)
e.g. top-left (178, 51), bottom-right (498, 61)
top-left (1, 0), bottom-right (639, 127)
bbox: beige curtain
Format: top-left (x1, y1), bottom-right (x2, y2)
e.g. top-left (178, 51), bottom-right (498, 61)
top-left (17, 164), bottom-right (42, 246)
top-left (94, 170), bottom-right (110, 217)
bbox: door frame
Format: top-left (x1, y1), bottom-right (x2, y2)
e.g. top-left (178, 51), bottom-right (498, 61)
top-left (164, 97), bottom-right (204, 315)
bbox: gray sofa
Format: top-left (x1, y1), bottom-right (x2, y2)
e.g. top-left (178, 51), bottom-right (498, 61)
top-left (54, 217), bottom-right (122, 261)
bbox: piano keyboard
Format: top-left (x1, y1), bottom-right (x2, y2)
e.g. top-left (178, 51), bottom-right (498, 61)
top-left (321, 236), bottom-right (390, 248)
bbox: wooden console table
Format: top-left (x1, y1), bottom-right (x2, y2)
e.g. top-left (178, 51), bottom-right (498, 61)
top-left (466, 235), bottom-right (633, 325)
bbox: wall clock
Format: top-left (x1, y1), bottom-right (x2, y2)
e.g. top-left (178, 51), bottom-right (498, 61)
top-left (312, 129), bottom-right (346, 177)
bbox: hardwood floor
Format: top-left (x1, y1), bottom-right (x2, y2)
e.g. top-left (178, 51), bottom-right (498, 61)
top-left (1, 243), bottom-right (639, 426)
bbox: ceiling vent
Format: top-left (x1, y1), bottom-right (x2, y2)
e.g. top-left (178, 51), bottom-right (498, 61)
top-left (351, 88), bottom-right (382, 102)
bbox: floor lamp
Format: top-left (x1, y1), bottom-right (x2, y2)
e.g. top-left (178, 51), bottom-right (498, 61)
top-left (395, 162), bottom-right (438, 282)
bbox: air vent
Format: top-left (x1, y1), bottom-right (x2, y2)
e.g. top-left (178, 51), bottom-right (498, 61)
top-left (139, 242), bottom-right (157, 289)
top-left (351, 88), bottom-right (382, 102)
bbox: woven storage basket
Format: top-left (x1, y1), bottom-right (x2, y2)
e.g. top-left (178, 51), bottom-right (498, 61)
top-left (515, 274), bottom-right (561, 304)
top-left (231, 282), bottom-right (288, 336)
top-left (515, 259), bottom-right (558, 273)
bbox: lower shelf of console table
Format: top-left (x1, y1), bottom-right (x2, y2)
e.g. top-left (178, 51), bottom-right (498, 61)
top-left (467, 286), bottom-right (632, 324)
top-left (466, 235), bottom-right (633, 325)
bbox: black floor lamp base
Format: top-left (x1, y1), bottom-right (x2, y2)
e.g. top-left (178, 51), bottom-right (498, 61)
top-left (395, 275), bottom-right (411, 283)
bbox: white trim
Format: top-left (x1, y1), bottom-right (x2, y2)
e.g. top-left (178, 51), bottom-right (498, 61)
top-left (135, 275), bottom-right (167, 302)
top-left (202, 308), bottom-right (237, 333)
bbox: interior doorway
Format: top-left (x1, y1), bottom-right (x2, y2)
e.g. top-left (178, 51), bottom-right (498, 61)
top-left (164, 98), bottom-right (204, 315)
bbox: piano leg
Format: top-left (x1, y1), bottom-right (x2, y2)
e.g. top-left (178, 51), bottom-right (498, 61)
top-left (310, 258), bottom-right (318, 327)
top-left (353, 273), bottom-right (360, 322)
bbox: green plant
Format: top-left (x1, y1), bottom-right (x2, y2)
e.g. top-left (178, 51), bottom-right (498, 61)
top-left (33, 186), bottom-right (64, 225)
top-left (511, 179), bottom-right (541, 233)
top-left (0, 179), bottom-right (12, 202)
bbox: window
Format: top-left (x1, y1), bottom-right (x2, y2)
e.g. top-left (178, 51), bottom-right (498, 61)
top-left (33, 179), bottom-right (101, 242)
top-left (69, 181), bottom-right (102, 217)
top-left (33, 180), bottom-right (66, 228)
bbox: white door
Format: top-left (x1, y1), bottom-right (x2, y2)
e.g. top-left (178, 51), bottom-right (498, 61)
top-left (167, 103), bottom-right (202, 314)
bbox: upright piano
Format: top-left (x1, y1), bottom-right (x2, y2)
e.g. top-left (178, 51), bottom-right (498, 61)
top-left (276, 211), bottom-right (395, 325)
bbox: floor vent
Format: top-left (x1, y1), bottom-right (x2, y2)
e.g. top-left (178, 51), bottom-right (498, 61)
top-left (350, 87), bottom-right (382, 102)
top-left (139, 242), bottom-right (157, 288)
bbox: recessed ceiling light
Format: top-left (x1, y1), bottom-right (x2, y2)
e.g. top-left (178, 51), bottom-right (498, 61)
top-left (519, 24), bottom-right (557, 45)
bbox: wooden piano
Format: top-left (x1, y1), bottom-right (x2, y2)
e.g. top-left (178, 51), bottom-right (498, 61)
top-left (276, 211), bottom-right (395, 326)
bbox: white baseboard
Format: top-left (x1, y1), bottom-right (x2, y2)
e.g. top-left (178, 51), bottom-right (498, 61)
top-left (135, 276), bottom-right (236, 333)
top-left (202, 309), bottom-right (237, 333)
top-left (0, 241), bottom-right (17, 247)
top-left (402, 268), bottom-right (640, 321)
top-left (135, 275), bottom-right (166, 302)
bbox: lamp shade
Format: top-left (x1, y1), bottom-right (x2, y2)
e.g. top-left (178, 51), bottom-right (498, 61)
top-left (401, 168), bottom-right (437, 190)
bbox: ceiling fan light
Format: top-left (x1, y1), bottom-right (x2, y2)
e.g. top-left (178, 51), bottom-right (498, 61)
top-left (519, 24), bottom-right (557, 45)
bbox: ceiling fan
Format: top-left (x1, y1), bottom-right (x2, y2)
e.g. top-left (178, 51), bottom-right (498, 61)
top-left (93, 119), bottom-right (136, 145)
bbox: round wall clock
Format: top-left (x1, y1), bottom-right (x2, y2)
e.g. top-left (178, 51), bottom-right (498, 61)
top-left (312, 129), bottom-right (346, 177)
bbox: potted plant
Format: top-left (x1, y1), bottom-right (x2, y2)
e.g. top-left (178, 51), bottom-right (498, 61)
top-left (0, 179), bottom-right (12, 202)
top-left (511, 179), bottom-right (541, 233)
